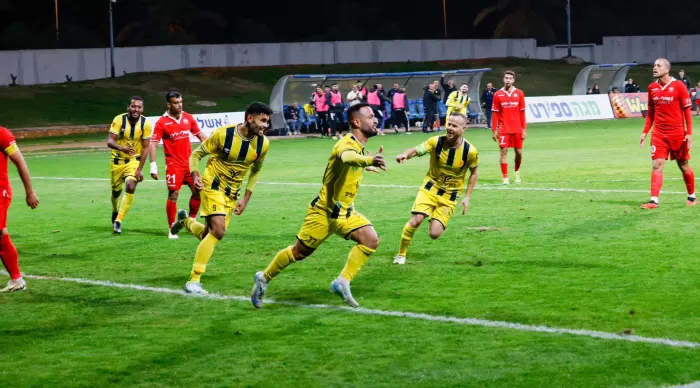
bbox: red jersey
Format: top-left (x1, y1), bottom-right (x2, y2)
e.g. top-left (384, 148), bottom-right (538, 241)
top-left (491, 87), bottom-right (526, 134)
top-left (0, 127), bottom-right (17, 197)
top-left (645, 78), bottom-right (692, 135)
top-left (152, 112), bottom-right (202, 168)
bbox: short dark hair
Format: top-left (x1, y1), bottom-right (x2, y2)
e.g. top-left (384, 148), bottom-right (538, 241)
top-left (166, 91), bottom-right (181, 102)
top-left (461, 83), bottom-right (468, 86)
top-left (347, 103), bottom-right (370, 124)
top-left (332, 83), bottom-right (338, 86)
top-left (244, 102), bottom-right (273, 120)
top-left (504, 70), bottom-right (515, 77)
top-left (129, 96), bottom-right (143, 104)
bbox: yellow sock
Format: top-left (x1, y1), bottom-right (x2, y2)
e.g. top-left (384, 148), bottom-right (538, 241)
top-left (263, 246), bottom-right (295, 281)
top-left (111, 193), bottom-right (120, 212)
top-left (184, 218), bottom-right (206, 240)
top-left (398, 222), bottom-right (417, 256)
top-left (115, 192), bottom-right (134, 222)
top-left (340, 244), bottom-right (375, 281)
top-left (188, 234), bottom-right (221, 283)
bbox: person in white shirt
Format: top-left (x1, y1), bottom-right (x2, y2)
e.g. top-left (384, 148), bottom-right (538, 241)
top-left (347, 85), bottom-right (364, 107)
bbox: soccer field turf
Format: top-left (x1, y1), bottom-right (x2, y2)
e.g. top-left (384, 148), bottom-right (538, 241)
top-left (2, 119), bottom-right (700, 387)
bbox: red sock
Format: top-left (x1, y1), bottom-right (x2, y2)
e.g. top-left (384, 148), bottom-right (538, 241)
top-left (515, 159), bottom-right (522, 172)
top-left (0, 233), bottom-right (21, 280)
top-left (683, 169), bottom-right (695, 195)
top-left (651, 171), bottom-right (663, 198)
top-left (500, 163), bottom-right (508, 178)
top-left (189, 196), bottom-right (201, 218)
top-left (166, 200), bottom-right (178, 227)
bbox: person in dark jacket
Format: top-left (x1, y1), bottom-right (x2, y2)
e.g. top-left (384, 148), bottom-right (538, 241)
top-left (624, 78), bottom-right (640, 93)
top-left (440, 75), bottom-right (457, 104)
top-left (422, 83), bottom-right (440, 133)
top-left (387, 84), bottom-right (400, 99)
top-left (328, 83), bottom-right (345, 139)
top-left (481, 82), bottom-right (495, 129)
top-left (679, 70), bottom-right (692, 90)
top-left (284, 102), bottom-right (301, 135)
top-left (591, 84), bottom-right (601, 94)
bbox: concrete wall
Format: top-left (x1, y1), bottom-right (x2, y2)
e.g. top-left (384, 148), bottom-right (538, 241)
top-left (4, 35), bottom-right (700, 86)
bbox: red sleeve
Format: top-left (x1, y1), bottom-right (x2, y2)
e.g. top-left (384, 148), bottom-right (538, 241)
top-left (491, 93), bottom-right (500, 112)
top-left (643, 89), bottom-right (655, 135)
top-left (520, 92), bottom-right (527, 129)
top-left (189, 114), bottom-right (201, 135)
top-left (685, 107), bottom-right (693, 135)
top-left (0, 127), bottom-right (15, 150)
top-left (678, 83), bottom-right (692, 135)
top-left (491, 94), bottom-right (500, 132)
top-left (152, 119), bottom-right (163, 143)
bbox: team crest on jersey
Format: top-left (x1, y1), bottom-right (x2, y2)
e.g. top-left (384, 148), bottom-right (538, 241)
top-left (670, 87), bottom-right (675, 92)
top-left (223, 148), bottom-right (230, 154)
top-left (183, 119), bottom-right (189, 124)
top-left (514, 93), bottom-right (518, 97)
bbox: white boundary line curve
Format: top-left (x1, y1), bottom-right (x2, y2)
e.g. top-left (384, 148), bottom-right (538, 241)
top-left (3, 271), bottom-right (699, 350)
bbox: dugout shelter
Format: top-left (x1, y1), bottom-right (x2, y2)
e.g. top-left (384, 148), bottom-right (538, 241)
top-left (572, 63), bottom-right (638, 95)
top-left (269, 69), bottom-right (492, 132)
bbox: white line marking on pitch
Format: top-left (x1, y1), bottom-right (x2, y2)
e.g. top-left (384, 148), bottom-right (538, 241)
top-left (4, 271), bottom-right (699, 349)
top-left (664, 381), bottom-right (700, 388)
top-left (25, 176), bottom-right (690, 195)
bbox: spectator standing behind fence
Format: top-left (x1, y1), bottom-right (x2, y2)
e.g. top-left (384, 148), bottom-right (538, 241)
top-left (285, 102), bottom-right (302, 135)
top-left (679, 70), bottom-right (692, 90)
top-left (328, 83), bottom-right (345, 139)
top-left (625, 78), bottom-right (640, 93)
top-left (357, 82), bottom-right (368, 100)
top-left (311, 86), bottom-right (330, 137)
top-left (387, 84), bottom-right (400, 99)
top-left (422, 83), bottom-right (440, 133)
top-left (693, 82), bottom-right (700, 116)
top-left (482, 82), bottom-right (495, 129)
top-left (424, 80), bottom-right (442, 131)
top-left (440, 75), bottom-right (456, 104)
top-left (391, 86), bottom-right (411, 134)
top-left (592, 84), bottom-right (601, 94)
top-left (347, 85), bottom-right (363, 107)
top-left (367, 84), bottom-right (389, 136)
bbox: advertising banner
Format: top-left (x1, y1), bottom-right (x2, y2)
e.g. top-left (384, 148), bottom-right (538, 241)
top-left (609, 93), bottom-right (648, 118)
top-left (146, 111), bottom-right (245, 143)
top-left (525, 94), bottom-right (615, 123)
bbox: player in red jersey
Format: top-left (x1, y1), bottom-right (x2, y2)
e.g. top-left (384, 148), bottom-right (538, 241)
top-left (0, 126), bottom-right (39, 293)
top-left (491, 70), bottom-right (527, 185)
top-left (639, 58), bottom-right (695, 209)
top-left (151, 91), bottom-right (208, 238)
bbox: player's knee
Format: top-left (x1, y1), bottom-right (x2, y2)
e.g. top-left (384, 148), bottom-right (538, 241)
top-left (125, 182), bottom-right (137, 194)
top-left (168, 190), bottom-right (179, 201)
top-left (409, 214), bottom-right (425, 228)
top-left (112, 190), bottom-right (122, 198)
top-left (292, 242), bottom-right (314, 261)
top-left (361, 232), bottom-right (380, 250)
top-left (210, 225), bottom-right (225, 240)
top-left (428, 224), bottom-right (445, 240)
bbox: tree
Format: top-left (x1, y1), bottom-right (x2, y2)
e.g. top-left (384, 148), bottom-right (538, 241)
top-left (473, 0), bottom-right (565, 44)
top-left (116, 0), bottom-right (225, 46)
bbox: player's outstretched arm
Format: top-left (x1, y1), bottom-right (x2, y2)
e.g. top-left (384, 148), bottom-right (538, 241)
top-left (460, 166), bottom-right (479, 215)
top-left (395, 147), bottom-right (418, 163)
top-left (8, 149), bottom-right (39, 209)
top-left (196, 131), bottom-right (208, 142)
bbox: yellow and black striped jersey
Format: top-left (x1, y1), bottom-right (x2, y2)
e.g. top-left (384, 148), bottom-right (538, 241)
top-left (416, 135), bottom-right (479, 195)
top-left (109, 114), bottom-right (152, 162)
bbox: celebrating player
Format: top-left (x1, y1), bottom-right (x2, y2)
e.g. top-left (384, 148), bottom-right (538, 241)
top-left (169, 102), bottom-right (272, 295)
top-left (251, 103), bottom-right (386, 308)
top-left (445, 83), bottom-right (471, 125)
top-left (639, 58), bottom-right (695, 208)
top-left (393, 112), bottom-right (479, 265)
top-left (107, 96), bottom-right (155, 234)
top-left (491, 70), bottom-right (527, 185)
top-left (151, 91), bottom-right (208, 238)
top-left (0, 126), bottom-right (39, 293)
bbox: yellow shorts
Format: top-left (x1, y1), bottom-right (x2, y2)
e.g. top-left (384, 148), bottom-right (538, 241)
top-left (296, 205), bottom-right (372, 249)
top-left (110, 160), bottom-right (139, 192)
top-left (200, 187), bottom-right (237, 226)
top-left (411, 188), bottom-right (456, 228)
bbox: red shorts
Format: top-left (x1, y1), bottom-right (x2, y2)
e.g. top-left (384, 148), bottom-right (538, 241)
top-left (0, 195), bottom-right (10, 230)
top-left (498, 132), bottom-right (524, 149)
top-left (651, 133), bottom-right (690, 161)
top-left (165, 166), bottom-right (194, 191)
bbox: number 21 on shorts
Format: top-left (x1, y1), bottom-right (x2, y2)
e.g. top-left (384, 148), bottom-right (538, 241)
top-left (166, 174), bottom-right (176, 185)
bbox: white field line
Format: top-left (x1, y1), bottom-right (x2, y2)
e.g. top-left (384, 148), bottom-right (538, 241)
top-left (24, 176), bottom-right (690, 195)
top-left (3, 271), bottom-right (699, 350)
top-left (664, 382), bottom-right (700, 388)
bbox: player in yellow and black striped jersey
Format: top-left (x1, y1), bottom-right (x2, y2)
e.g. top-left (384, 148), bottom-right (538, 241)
top-left (168, 102), bottom-right (272, 295)
top-left (251, 103), bottom-right (387, 309)
top-left (393, 111), bottom-right (479, 264)
top-left (107, 96), bottom-right (155, 234)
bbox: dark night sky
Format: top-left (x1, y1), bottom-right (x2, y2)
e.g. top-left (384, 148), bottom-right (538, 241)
top-left (1, 0), bottom-right (700, 50)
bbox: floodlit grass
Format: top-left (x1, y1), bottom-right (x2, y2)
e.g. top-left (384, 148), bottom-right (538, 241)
top-left (2, 119), bottom-right (700, 387)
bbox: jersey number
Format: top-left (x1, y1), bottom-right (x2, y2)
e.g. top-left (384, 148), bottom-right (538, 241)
top-left (500, 136), bottom-right (506, 145)
top-left (650, 145), bottom-right (656, 156)
top-left (166, 174), bottom-right (176, 185)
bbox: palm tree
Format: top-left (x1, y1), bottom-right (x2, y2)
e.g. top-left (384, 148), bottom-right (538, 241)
top-left (473, 0), bottom-right (565, 44)
top-left (117, 0), bottom-right (225, 45)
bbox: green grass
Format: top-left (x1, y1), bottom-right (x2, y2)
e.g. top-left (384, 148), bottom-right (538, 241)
top-left (2, 58), bottom-right (680, 129)
top-left (2, 119), bottom-right (700, 387)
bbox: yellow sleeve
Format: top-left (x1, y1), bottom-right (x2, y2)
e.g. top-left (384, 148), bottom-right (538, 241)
top-left (415, 136), bottom-right (438, 156)
top-left (142, 120), bottom-right (153, 140)
top-left (446, 91), bottom-right (459, 109)
top-left (340, 149), bottom-right (373, 167)
top-left (468, 147), bottom-right (479, 168)
top-left (245, 138), bottom-right (269, 192)
top-left (190, 127), bottom-right (221, 172)
top-left (465, 97), bottom-right (471, 108)
top-left (109, 115), bottom-right (123, 136)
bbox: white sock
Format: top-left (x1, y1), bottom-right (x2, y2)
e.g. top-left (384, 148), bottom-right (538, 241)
top-left (689, 193), bottom-right (696, 199)
top-left (336, 275), bottom-right (349, 285)
top-left (651, 196), bottom-right (659, 203)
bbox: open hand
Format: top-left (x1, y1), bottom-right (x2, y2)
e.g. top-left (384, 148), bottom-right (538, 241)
top-left (372, 146), bottom-right (387, 171)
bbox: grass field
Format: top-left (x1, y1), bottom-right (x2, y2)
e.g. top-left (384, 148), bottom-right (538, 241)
top-left (2, 119), bottom-right (700, 387)
top-left (4, 58), bottom-right (698, 129)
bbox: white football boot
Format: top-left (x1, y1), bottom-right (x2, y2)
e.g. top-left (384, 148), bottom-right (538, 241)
top-left (330, 277), bottom-right (359, 308)
top-left (0, 278), bottom-right (26, 293)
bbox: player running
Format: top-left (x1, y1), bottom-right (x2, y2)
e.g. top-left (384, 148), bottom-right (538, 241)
top-left (151, 91), bottom-right (208, 238)
top-left (393, 112), bottom-right (479, 265)
top-left (251, 103), bottom-right (386, 308)
top-left (107, 96), bottom-right (155, 234)
top-left (0, 126), bottom-right (39, 293)
top-left (491, 70), bottom-right (527, 185)
top-left (639, 58), bottom-right (696, 209)
top-left (169, 102), bottom-right (271, 295)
